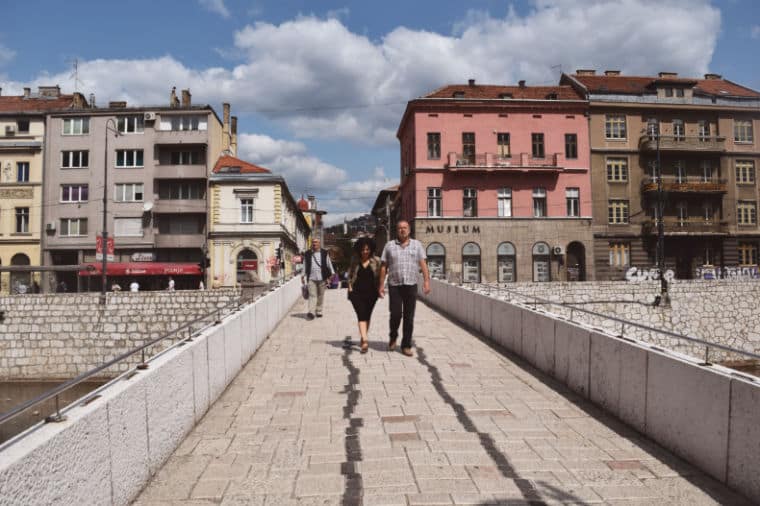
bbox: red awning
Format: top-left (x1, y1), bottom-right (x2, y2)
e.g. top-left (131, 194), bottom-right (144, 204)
top-left (79, 262), bottom-right (202, 276)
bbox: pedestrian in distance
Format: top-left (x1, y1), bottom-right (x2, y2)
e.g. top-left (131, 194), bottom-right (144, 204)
top-left (302, 238), bottom-right (334, 320)
top-left (378, 220), bottom-right (431, 357)
top-left (167, 276), bottom-right (175, 291)
top-left (347, 237), bottom-right (381, 353)
top-left (130, 279), bottom-right (139, 292)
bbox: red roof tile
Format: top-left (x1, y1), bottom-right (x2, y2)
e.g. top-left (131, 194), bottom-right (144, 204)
top-left (568, 74), bottom-right (760, 98)
top-left (0, 95), bottom-right (84, 113)
top-left (422, 84), bottom-right (584, 101)
top-left (212, 155), bottom-right (271, 174)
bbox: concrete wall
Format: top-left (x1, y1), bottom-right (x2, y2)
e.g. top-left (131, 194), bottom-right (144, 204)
top-left (0, 277), bottom-right (300, 506)
top-left (422, 279), bottom-right (760, 504)
top-left (0, 289), bottom-right (241, 380)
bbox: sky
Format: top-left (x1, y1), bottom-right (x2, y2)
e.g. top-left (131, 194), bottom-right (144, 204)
top-left (1, 0), bottom-right (758, 225)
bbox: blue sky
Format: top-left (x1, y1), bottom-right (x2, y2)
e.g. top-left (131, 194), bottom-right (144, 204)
top-left (1, 0), bottom-right (758, 224)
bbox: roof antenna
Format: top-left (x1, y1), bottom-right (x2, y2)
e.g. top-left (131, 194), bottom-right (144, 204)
top-left (551, 64), bottom-right (563, 76)
top-left (67, 58), bottom-right (84, 93)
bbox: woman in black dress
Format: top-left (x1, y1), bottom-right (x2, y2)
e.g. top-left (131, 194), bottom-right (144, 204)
top-left (347, 237), bottom-right (381, 353)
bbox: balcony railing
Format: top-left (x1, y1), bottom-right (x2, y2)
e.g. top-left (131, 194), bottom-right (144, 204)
top-left (642, 218), bottom-right (728, 235)
top-left (446, 152), bottom-right (564, 170)
top-left (641, 176), bottom-right (728, 193)
top-left (639, 135), bottom-right (726, 152)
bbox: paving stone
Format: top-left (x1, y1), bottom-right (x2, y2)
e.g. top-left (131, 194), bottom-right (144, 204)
top-left (191, 480), bottom-right (229, 500)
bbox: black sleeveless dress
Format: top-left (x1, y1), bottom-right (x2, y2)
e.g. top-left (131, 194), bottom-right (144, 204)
top-left (350, 262), bottom-right (378, 322)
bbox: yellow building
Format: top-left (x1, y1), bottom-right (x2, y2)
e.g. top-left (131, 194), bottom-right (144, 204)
top-left (0, 86), bottom-right (88, 293)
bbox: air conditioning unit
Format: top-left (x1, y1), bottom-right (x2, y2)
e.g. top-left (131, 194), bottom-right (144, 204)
top-left (143, 112), bottom-right (157, 121)
top-left (552, 245), bottom-right (564, 256)
top-left (4, 125), bottom-right (16, 136)
top-left (45, 222), bottom-right (56, 232)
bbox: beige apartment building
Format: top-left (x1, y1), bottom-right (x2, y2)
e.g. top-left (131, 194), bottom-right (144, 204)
top-left (561, 71), bottom-right (760, 280)
top-left (42, 89), bottom-right (231, 291)
top-left (0, 86), bottom-right (89, 293)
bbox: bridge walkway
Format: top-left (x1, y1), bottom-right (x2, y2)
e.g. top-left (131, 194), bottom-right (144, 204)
top-left (134, 289), bottom-right (749, 505)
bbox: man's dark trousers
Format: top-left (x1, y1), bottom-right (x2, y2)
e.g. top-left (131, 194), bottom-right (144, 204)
top-left (389, 284), bottom-right (417, 349)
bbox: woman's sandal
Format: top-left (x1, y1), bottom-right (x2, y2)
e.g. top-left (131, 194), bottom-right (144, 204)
top-left (360, 340), bottom-right (369, 353)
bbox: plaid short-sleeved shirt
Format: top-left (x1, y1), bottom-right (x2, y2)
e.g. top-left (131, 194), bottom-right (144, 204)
top-left (381, 238), bottom-right (426, 286)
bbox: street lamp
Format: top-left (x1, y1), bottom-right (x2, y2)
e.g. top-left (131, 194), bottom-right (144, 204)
top-left (100, 118), bottom-right (119, 304)
top-left (650, 125), bottom-right (670, 305)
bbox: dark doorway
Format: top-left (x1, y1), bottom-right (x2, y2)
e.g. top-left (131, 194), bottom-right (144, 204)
top-left (566, 242), bottom-right (586, 281)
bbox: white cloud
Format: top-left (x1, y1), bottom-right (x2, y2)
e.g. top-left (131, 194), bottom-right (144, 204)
top-left (198, 0), bottom-right (230, 18)
top-left (752, 25), bottom-right (760, 39)
top-left (0, 44), bottom-right (15, 66)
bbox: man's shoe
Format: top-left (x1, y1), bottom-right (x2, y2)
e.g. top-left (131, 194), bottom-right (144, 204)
top-left (306, 313), bottom-right (315, 320)
top-left (388, 339), bottom-right (397, 351)
top-left (316, 313), bottom-right (323, 318)
top-left (401, 348), bottom-right (414, 357)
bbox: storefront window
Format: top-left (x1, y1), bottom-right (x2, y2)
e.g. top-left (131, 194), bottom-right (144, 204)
top-left (497, 242), bottom-right (516, 282)
top-left (462, 242), bottom-right (481, 283)
top-left (532, 242), bottom-right (551, 282)
top-left (426, 243), bottom-right (446, 279)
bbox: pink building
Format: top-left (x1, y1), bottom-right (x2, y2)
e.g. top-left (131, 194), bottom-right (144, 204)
top-left (396, 79), bottom-right (594, 282)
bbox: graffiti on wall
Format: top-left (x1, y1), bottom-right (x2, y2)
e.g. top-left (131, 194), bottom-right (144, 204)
top-left (625, 267), bottom-right (675, 282)
top-left (695, 266), bottom-right (760, 280)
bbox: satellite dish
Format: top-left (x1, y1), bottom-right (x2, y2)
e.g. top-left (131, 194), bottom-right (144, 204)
top-left (142, 201), bottom-right (153, 212)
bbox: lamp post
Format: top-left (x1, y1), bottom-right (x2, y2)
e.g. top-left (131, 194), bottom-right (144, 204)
top-left (653, 127), bottom-right (670, 305)
top-left (100, 118), bottom-right (119, 304)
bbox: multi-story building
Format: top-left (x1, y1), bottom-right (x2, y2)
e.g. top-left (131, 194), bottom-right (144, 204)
top-left (397, 79), bottom-right (593, 283)
top-left (43, 89), bottom-right (228, 291)
top-left (208, 155), bottom-right (310, 286)
top-left (0, 86), bottom-right (89, 293)
top-left (561, 70), bottom-right (760, 279)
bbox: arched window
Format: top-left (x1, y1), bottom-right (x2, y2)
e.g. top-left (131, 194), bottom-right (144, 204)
top-left (497, 242), bottom-right (516, 282)
top-left (532, 242), bottom-right (551, 282)
top-left (426, 242), bottom-right (446, 279)
top-left (462, 242), bottom-right (481, 283)
top-left (10, 253), bottom-right (31, 293)
top-left (236, 249), bottom-right (258, 284)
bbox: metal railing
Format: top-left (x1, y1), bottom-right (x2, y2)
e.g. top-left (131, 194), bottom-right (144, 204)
top-left (469, 282), bottom-right (760, 375)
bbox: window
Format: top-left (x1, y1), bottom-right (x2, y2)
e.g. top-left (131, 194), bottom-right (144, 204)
top-left (463, 188), bottom-right (477, 217)
top-left (158, 181), bottom-right (204, 199)
top-left (157, 215), bottom-right (204, 234)
top-left (564, 133), bottom-right (577, 159)
top-left (62, 117), bottom-right (89, 135)
top-left (16, 162), bottom-right (29, 182)
top-left (566, 188), bottom-right (580, 217)
top-left (606, 157), bottom-right (628, 182)
top-left (427, 187), bottom-right (441, 217)
top-left (17, 119), bottom-right (30, 133)
top-left (60, 218), bottom-right (87, 236)
top-left (532, 242), bottom-right (551, 282)
top-left (703, 247), bottom-right (715, 266)
top-left (608, 200), bottom-right (629, 224)
top-left (703, 202), bottom-right (714, 221)
top-left (734, 120), bottom-right (753, 143)
top-left (646, 118), bottom-right (659, 139)
top-left (497, 132), bottom-right (510, 157)
top-left (701, 161), bottom-right (714, 182)
top-left (426, 243), bottom-right (446, 279)
top-left (462, 133), bottom-right (475, 164)
top-left (673, 119), bottom-right (685, 141)
top-left (170, 151), bottom-right (202, 165)
top-left (427, 133), bottom-right (441, 159)
top-left (737, 201), bottom-right (757, 225)
top-left (736, 160), bottom-right (755, 184)
top-left (117, 116), bottom-right (144, 134)
top-left (533, 187), bottom-right (547, 217)
top-left (675, 88), bottom-right (685, 98)
top-left (497, 242), bottom-right (516, 282)
top-left (61, 184), bottom-right (88, 202)
top-left (170, 115), bottom-right (200, 131)
top-left (116, 149), bottom-right (144, 168)
top-left (15, 207), bottom-right (29, 233)
top-left (497, 188), bottom-right (512, 217)
top-left (676, 202), bottom-right (688, 225)
top-left (675, 161), bottom-right (686, 183)
top-left (462, 242), bottom-right (481, 283)
top-left (61, 150), bottom-right (89, 168)
top-left (698, 120), bottom-right (710, 141)
top-left (738, 242), bottom-right (758, 265)
top-left (605, 115), bottom-right (626, 139)
top-left (531, 133), bottom-right (545, 158)
top-left (114, 218), bottom-right (143, 237)
top-left (240, 198), bottom-right (254, 223)
top-left (665, 88), bottom-right (674, 97)
top-left (115, 183), bottom-right (144, 202)
top-left (609, 242), bottom-right (630, 267)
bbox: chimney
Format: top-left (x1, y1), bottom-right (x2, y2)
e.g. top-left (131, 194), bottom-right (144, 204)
top-left (23, 87), bottom-right (31, 98)
top-left (518, 80), bottom-right (526, 88)
top-left (704, 73), bottom-right (722, 80)
top-left (576, 69), bottom-right (596, 76)
top-left (72, 93), bottom-right (86, 109)
top-left (222, 103), bottom-right (231, 151)
top-left (169, 86), bottom-right (179, 108)
top-left (181, 89), bottom-right (191, 107)
top-left (658, 72), bottom-right (678, 78)
top-left (108, 101), bottom-right (127, 108)
top-left (468, 78), bottom-right (476, 87)
top-left (38, 85), bottom-right (61, 98)
top-left (231, 116), bottom-right (238, 156)
top-left (604, 70), bottom-right (621, 76)
top-left (89, 93), bottom-right (96, 108)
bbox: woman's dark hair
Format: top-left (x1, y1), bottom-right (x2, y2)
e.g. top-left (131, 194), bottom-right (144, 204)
top-left (353, 236), bottom-right (376, 256)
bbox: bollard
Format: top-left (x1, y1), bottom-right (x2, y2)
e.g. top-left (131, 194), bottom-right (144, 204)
top-left (137, 348), bottom-right (149, 370)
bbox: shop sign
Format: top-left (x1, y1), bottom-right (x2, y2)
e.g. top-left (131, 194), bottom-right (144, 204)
top-left (240, 260), bottom-right (258, 271)
top-left (95, 235), bottom-right (115, 262)
top-left (131, 252), bottom-right (154, 262)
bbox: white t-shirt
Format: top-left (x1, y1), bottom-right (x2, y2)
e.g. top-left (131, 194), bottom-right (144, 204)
top-left (130, 282), bottom-right (139, 292)
top-left (168, 279), bottom-right (175, 291)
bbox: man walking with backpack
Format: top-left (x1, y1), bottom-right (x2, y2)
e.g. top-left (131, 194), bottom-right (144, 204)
top-left (302, 238), bottom-right (334, 320)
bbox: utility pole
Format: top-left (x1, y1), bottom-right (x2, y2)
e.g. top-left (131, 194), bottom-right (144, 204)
top-left (655, 127), bottom-right (670, 305)
top-left (100, 118), bottom-right (119, 304)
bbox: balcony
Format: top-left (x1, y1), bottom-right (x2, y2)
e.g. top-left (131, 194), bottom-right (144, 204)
top-left (154, 233), bottom-right (205, 249)
top-left (154, 129), bottom-right (209, 145)
top-left (641, 176), bottom-right (727, 194)
top-left (639, 135), bottom-right (726, 153)
top-left (153, 199), bottom-right (206, 214)
top-left (154, 164), bottom-right (207, 179)
top-left (445, 152), bottom-right (566, 172)
top-left (642, 218), bottom-right (728, 235)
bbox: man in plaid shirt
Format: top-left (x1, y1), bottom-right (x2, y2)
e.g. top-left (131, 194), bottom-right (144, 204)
top-left (378, 220), bottom-right (431, 357)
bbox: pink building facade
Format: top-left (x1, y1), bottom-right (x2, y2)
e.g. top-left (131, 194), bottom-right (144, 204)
top-left (397, 81), bottom-right (594, 282)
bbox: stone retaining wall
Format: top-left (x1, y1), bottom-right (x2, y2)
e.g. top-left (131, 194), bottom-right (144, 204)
top-left (0, 289), bottom-right (242, 380)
